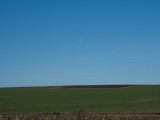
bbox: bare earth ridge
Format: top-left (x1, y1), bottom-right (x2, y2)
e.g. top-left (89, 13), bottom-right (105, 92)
top-left (50, 85), bottom-right (140, 89)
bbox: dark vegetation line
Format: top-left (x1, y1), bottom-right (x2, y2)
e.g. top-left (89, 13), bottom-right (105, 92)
top-left (0, 85), bottom-right (142, 89)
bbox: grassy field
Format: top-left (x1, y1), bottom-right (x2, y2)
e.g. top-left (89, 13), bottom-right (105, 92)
top-left (0, 85), bottom-right (160, 114)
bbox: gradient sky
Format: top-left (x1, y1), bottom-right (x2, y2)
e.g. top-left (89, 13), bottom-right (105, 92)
top-left (0, 0), bottom-right (160, 87)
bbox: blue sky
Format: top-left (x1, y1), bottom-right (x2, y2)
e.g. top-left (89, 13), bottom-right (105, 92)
top-left (0, 0), bottom-right (160, 87)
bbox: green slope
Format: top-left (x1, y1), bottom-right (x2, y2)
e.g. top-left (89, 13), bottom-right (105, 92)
top-left (0, 85), bottom-right (160, 114)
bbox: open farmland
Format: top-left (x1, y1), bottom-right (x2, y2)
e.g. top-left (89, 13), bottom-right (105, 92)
top-left (0, 85), bottom-right (160, 115)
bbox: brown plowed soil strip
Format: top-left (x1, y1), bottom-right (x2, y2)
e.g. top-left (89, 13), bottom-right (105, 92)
top-left (49, 87), bottom-right (63, 89)
top-left (60, 85), bottom-right (140, 89)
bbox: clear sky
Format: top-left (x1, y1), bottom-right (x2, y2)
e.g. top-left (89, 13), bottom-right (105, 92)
top-left (0, 0), bottom-right (160, 87)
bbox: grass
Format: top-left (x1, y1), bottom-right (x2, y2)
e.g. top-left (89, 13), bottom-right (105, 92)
top-left (0, 85), bottom-right (160, 114)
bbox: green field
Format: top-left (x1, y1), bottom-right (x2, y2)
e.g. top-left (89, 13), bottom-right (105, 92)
top-left (0, 85), bottom-right (160, 114)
